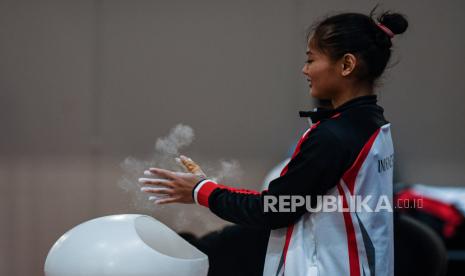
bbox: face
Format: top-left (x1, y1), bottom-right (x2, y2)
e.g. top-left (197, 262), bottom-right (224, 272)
top-left (301, 38), bottom-right (342, 100)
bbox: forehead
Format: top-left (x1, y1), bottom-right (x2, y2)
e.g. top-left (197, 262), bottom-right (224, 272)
top-left (306, 37), bottom-right (318, 55)
top-left (306, 47), bottom-right (319, 59)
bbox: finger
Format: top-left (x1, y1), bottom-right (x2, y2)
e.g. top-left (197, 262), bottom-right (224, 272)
top-left (180, 155), bottom-right (196, 172)
top-left (175, 157), bottom-right (189, 173)
top-left (149, 168), bottom-right (177, 180)
top-left (148, 195), bottom-right (169, 201)
top-left (138, 178), bottom-right (174, 188)
top-left (138, 177), bottom-right (170, 185)
top-left (144, 170), bottom-right (160, 177)
top-left (179, 155), bottom-right (205, 176)
top-left (154, 197), bottom-right (182, 205)
top-left (140, 186), bottom-right (174, 195)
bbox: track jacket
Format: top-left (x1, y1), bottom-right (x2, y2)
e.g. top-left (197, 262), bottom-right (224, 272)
top-left (193, 95), bottom-right (394, 276)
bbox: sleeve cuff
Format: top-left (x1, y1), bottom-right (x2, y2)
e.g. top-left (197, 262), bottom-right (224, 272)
top-left (193, 179), bottom-right (219, 207)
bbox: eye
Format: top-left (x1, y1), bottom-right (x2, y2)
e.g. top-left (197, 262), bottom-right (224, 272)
top-left (306, 59), bottom-right (313, 64)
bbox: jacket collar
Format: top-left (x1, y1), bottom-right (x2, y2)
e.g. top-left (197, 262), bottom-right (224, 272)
top-left (299, 95), bottom-right (379, 123)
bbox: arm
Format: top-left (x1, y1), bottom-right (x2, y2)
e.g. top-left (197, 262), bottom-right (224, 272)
top-left (193, 127), bottom-right (350, 229)
top-left (140, 127), bottom-right (349, 229)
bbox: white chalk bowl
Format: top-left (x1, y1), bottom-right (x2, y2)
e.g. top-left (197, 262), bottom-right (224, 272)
top-left (44, 214), bottom-right (208, 276)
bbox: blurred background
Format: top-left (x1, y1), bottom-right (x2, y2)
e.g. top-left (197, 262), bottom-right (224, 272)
top-left (0, 0), bottom-right (464, 275)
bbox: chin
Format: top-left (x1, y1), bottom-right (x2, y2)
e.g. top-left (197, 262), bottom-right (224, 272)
top-left (310, 88), bottom-right (331, 101)
top-left (310, 88), bottom-right (321, 99)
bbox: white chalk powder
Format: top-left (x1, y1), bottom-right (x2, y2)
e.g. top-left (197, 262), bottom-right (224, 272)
top-left (118, 123), bottom-right (243, 214)
top-left (118, 124), bottom-right (195, 211)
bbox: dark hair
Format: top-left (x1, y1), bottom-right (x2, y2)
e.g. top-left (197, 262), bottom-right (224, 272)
top-left (307, 6), bottom-right (408, 86)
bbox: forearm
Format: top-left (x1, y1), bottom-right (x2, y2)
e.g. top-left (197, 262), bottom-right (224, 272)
top-left (193, 179), bottom-right (304, 229)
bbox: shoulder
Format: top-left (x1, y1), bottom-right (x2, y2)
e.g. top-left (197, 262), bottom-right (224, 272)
top-left (294, 123), bottom-right (351, 173)
top-left (308, 105), bottom-right (389, 167)
top-left (317, 105), bottom-right (388, 143)
top-left (301, 124), bottom-right (348, 156)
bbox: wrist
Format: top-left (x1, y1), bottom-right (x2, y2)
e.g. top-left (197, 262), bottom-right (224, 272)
top-left (192, 179), bottom-right (219, 207)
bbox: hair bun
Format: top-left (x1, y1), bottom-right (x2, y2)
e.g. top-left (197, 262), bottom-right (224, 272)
top-left (378, 12), bottom-right (408, 35)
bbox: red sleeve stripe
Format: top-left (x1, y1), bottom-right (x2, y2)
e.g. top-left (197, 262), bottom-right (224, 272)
top-left (194, 180), bottom-right (261, 208)
top-left (220, 186), bottom-right (261, 195)
top-left (194, 180), bottom-right (219, 207)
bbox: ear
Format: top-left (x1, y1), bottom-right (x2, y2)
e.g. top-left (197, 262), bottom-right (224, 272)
top-left (340, 53), bottom-right (357, 77)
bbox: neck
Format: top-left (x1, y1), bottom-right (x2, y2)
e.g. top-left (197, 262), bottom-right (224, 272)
top-left (331, 83), bottom-right (374, 109)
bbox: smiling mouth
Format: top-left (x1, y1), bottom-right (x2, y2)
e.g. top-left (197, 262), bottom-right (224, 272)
top-left (307, 79), bottom-right (312, 87)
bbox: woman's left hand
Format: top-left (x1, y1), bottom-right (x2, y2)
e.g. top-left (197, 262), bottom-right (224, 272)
top-left (139, 156), bottom-right (205, 205)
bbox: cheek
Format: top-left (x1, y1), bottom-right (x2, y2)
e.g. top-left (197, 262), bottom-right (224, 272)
top-left (312, 64), bottom-right (336, 85)
top-left (308, 66), bottom-right (325, 87)
top-left (309, 65), bottom-right (338, 97)
top-left (307, 62), bottom-right (326, 81)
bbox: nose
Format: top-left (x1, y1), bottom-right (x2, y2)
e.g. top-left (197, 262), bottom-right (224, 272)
top-left (302, 63), bottom-right (308, 76)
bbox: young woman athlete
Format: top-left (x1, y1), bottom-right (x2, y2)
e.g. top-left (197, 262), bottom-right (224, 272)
top-left (140, 8), bottom-right (408, 276)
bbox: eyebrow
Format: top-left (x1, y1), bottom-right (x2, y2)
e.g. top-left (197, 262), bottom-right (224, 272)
top-left (306, 50), bottom-right (313, 55)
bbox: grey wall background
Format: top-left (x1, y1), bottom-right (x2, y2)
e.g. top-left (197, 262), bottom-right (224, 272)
top-left (0, 0), bottom-right (464, 275)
